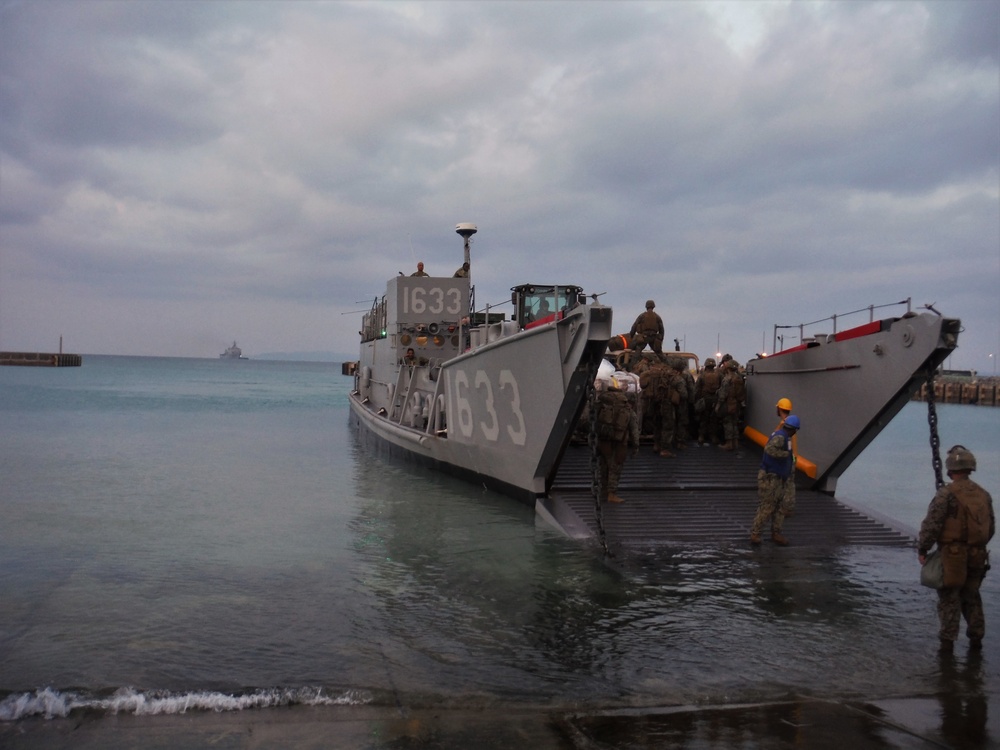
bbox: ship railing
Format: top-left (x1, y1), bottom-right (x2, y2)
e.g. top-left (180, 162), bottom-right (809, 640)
top-left (771, 297), bottom-right (912, 354)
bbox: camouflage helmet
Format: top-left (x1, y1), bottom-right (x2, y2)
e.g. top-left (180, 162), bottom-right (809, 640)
top-left (945, 445), bottom-right (976, 472)
top-left (725, 359), bottom-right (739, 370)
top-left (705, 358), bottom-right (716, 368)
top-left (645, 299), bottom-right (655, 309)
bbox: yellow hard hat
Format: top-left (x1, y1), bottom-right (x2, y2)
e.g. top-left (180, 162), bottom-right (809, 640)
top-left (776, 398), bottom-right (793, 411)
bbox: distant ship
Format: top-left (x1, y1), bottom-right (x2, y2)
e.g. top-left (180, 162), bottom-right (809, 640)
top-left (220, 341), bottom-right (247, 359)
top-left (348, 223), bottom-right (960, 505)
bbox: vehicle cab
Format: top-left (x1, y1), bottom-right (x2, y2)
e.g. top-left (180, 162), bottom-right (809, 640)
top-left (512, 284), bottom-right (585, 330)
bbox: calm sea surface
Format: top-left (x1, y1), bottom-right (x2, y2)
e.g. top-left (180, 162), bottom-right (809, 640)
top-left (1, 356), bottom-right (997, 727)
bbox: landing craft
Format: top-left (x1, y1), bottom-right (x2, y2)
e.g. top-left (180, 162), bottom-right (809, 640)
top-left (348, 224), bottom-right (612, 501)
top-left (601, 302), bottom-right (960, 495)
top-left (349, 224), bottom-right (960, 507)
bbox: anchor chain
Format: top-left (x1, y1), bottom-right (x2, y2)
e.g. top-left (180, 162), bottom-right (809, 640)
top-left (925, 366), bottom-right (944, 489)
top-left (586, 369), bottom-right (611, 557)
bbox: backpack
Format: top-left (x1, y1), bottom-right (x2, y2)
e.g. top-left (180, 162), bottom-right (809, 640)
top-left (596, 390), bottom-right (631, 442)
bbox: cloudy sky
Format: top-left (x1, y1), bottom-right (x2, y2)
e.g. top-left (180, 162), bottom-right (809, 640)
top-left (1, 0), bottom-right (997, 369)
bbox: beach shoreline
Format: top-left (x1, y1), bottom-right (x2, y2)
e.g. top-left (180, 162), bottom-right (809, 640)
top-left (3, 690), bottom-right (997, 749)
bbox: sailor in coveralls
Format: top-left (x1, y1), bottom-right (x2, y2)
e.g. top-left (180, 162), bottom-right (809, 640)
top-left (750, 415), bottom-right (800, 546)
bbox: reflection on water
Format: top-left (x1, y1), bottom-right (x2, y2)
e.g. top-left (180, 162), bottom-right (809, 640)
top-left (1, 371), bottom-right (994, 743)
top-left (938, 650), bottom-right (990, 748)
top-left (344, 428), bottom-right (998, 712)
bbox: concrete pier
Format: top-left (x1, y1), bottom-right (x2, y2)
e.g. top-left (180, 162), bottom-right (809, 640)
top-left (913, 374), bottom-right (1000, 406)
top-left (0, 352), bottom-right (82, 367)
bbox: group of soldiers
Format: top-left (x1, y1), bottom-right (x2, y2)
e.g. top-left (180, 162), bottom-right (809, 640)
top-left (594, 300), bottom-right (995, 653)
top-left (588, 298), bottom-right (752, 505)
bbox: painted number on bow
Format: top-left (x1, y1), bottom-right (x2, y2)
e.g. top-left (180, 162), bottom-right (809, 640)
top-left (452, 369), bottom-right (527, 445)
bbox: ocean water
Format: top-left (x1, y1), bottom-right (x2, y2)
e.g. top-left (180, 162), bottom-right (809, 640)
top-left (1, 356), bottom-right (997, 730)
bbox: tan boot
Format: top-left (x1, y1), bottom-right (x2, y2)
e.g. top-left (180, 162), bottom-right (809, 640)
top-left (750, 533), bottom-right (762, 545)
top-left (659, 450), bottom-right (674, 458)
top-left (771, 532), bottom-right (789, 546)
top-left (721, 440), bottom-right (734, 451)
top-left (607, 493), bottom-right (625, 504)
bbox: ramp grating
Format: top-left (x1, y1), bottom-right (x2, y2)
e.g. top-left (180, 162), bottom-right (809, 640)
top-left (545, 441), bottom-right (913, 548)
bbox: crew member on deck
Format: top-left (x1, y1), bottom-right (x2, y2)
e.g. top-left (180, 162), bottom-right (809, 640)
top-left (629, 300), bottom-right (664, 354)
top-left (411, 262), bottom-right (429, 277)
top-left (453, 262), bottom-right (470, 278)
top-left (750, 414), bottom-right (800, 547)
top-left (775, 398), bottom-right (797, 516)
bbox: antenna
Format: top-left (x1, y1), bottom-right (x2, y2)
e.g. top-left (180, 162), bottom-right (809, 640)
top-left (455, 222), bottom-right (477, 272)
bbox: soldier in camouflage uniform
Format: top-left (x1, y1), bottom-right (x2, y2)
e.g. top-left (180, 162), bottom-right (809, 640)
top-left (695, 357), bottom-right (722, 446)
top-left (629, 300), bottom-right (665, 355)
top-left (918, 445), bottom-right (995, 652)
top-left (629, 353), bottom-right (655, 437)
top-left (639, 357), bottom-right (677, 457)
top-left (671, 357), bottom-right (695, 449)
top-left (715, 359), bottom-right (745, 450)
top-left (594, 382), bottom-right (640, 504)
top-left (750, 415), bottom-right (800, 546)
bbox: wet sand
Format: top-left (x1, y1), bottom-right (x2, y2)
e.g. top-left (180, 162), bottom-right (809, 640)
top-left (3, 688), bottom-right (997, 749)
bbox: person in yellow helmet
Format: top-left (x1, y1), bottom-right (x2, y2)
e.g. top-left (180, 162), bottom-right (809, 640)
top-left (775, 398), bottom-right (797, 516)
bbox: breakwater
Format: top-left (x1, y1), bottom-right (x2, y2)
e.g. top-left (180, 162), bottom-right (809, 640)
top-left (912, 374), bottom-right (1000, 406)
top-left (0, 351), bottom-right (82, 367)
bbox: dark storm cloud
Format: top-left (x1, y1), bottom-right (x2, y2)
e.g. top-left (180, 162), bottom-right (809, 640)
top-left (0, 0), bottom-right (996, 363)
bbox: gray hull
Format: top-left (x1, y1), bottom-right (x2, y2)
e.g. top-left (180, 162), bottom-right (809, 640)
top-left (349, 275), bottom-right (612, 502)
top-left (744, 311), bottom-right (960, 493)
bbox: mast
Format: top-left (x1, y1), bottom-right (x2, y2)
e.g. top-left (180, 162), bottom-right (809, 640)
top-left (455, 222), bottom-right (477, 286)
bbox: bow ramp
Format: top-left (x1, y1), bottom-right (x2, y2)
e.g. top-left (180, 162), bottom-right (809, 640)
top-left (538, 440), bottom-right (913, 548)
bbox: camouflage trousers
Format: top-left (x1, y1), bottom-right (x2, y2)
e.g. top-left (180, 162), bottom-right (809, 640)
top-left (751, 470), bottom-right (787, 535)
top-left (598, 441), bottom-right (628, 498)
top-left (644, 399), bottom-right (676, 450)
top-left (676, 403), bottom-right (691, 445)
top-left (721, 413), bottom-right (741, 442)
top-left (698, 399), bottom-right (719, 443)
top-left (781, 478), bottom-right (796, 515)
top-left (936, 562), bottom-right (988, 642)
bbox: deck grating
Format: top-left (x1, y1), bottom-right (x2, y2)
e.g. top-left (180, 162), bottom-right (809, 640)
top-left (545, 440), bottom-right (913, 548)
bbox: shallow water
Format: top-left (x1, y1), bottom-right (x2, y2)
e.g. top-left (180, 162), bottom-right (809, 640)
top-left (0, 357), bottom-right (996, 724)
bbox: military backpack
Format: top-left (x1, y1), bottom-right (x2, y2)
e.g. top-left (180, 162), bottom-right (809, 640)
top-left (596, 390), bottom-right (631, 442)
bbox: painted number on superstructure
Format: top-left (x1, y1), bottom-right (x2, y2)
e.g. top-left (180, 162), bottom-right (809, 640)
top-left (402, 287), bottom-right (463, 316)
top-left (452, 369), bottom-right (527, 445)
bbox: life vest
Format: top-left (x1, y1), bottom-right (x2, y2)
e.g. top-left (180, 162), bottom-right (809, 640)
top-left (941, 478), bottom-right (993, 546)
top-left (760, 429), bottom-right (794, 478)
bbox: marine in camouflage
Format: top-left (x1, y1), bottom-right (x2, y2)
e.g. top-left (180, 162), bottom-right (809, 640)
top-left (918, 472), bottom-right (995, 644)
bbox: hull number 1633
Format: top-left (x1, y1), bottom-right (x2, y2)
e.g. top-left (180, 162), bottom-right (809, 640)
top-left (451, 369), bottom-right (527, 445)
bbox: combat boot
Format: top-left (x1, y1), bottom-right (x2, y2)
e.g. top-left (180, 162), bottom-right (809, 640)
top-left (970, 637), bottom-right (983, 651)
top-left (607, 493), bottom-right (625, 504)
top-left (659, 450), bottom-right (674, 458)
top-left (749, 533), bottom-right (762, 545)
top-left (721, 440), bottom-right (734, 451)
top-left (771, 532), bottom-right (789, 546)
